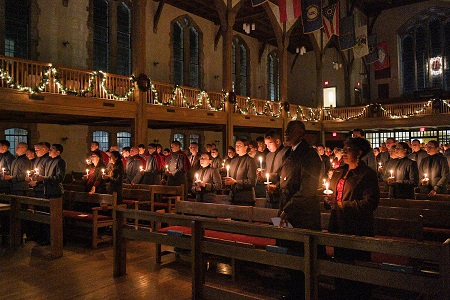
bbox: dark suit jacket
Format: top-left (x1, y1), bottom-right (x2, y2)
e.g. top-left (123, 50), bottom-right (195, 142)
top-left (32, 153), bottom-right (52, 195)
top-left (278, 139), bottom-right (323, 230)
top-left (328, 163), bottom-right (380, 236)
top-left (43, 156), bottom-right (66, 198)
top-left (265, 146), bottom-right (288, 205)
top-left (0, 150), bottom-right (15, 191)
top-left (166, 151), bottom-right (190, 186)
top-left (141, 154), bottom-right (161, 185)
top-left (125, 155), bottom-right (145, 184)
top-left (383, 157), bottom-right (418, 199)
top-left (408, 149), bottom-right (428, 170)
top-left (10, 154), bottom-right (32, 192)
top-left (419, 154), bottom-right (449, 194)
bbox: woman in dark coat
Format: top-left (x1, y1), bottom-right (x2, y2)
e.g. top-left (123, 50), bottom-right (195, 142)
top-left (224, 139), bottom-right (257, 206)
top-left (84, 150), bottom-right (107, 194)
top-left (102, 151), bottom-right (124, 203)
top-left (325, 137), bottom-right (380, 299)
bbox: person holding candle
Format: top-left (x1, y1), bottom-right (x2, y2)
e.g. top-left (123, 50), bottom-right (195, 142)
top-left (139, 143), bottom-right (162, 185)
top-left (84, 150), bottom-right (107, 194)
top-left (383, 142), bottom-right (419, 199)
top-left (3, 142), bottom-right (31, 196)
top-left (408, 139), bottom-right (429, 171)
top-left (263, 130), bottom-right (288, 209)
top-left (224, 146), bottom-right (237, 166)
top-left (0, 139), bottom-right (15, 194)
top-left (191, 153), bottom-right (221, 203)
top-left (28, 142), bottom-right (51, 198)
top-left (163, 141), bottom-right (190, 198)
top-left (187, 142), bottom-right (201, 197)
top-left (352, 128), bottom-right (377, 171)
top-left (209, 148), bottom-right (222, 169)
top-left (224, 139), bottom-right (257, 206)
top-left (325, 137), bottom-right (380, 299)
top-left (125, 147), bottom-right (146, 184)
top-left (102, 151), bottom-right (124, 204)
top-left (419, 140), bottom-right (449, 197)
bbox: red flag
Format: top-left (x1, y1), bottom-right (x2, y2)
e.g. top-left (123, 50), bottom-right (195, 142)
top-left (374, 41), bottom-right (390, 71)
top-left (279, 0), bottom-right (302, 23)
top-left (322, 2), bottom-right (339, 39)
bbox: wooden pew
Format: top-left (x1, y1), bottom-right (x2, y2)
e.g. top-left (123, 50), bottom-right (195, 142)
top-left (122, 188), bottom-right (152, 229)
top-left (113, 204), bottom-right (450, 299)
top-left (62, 191), bottom-right (115, 248)
top-left (415, 193), bottom-right (450, 201)
top-left (123, 184), bottom-right (184, 212)
top-left (0, 194), bottom-right (63, 258)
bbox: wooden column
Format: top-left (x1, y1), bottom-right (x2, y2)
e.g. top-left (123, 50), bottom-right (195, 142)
top-left (49, 198), bottom-right (63, 258)
top-left (214, 0), bottom-right (243, 149)
top-left (131, 0), bottom-right (148, 146)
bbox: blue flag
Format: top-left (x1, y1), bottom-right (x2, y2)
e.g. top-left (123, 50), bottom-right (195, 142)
top-left (251, 0), bottom-right (268, 6)
top-left (365, 34), bottom-right (378, 64)
top-left (301, 0), bottom-right (322, 33)
top-left (339, 15), bottom-right (356, 50)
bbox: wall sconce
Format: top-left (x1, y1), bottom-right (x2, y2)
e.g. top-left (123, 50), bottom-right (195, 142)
top-left (62, 0), bottom-right (69, 7)
top-left (214, 75), bottom-right (220, 79)
top-left (153, 139), bottom-right (159, 143)
top-left (61, 137), bottom-right (68, 142)
top-left (62, 41), bottom-right (70, 47)
top-left (258, 85), bottom-right (263, 89)
top-left (296, 46), bottom-right (306, 55)
top-left (332, 61), bottom-right (343, 70)
top-left (243, 23), bottom-right (255, 34)
top-left (153, 62), bottom-right (159, 66)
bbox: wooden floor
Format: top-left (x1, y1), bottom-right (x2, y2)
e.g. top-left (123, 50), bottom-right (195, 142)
top-left (0, 239), bottom-right (424, 300)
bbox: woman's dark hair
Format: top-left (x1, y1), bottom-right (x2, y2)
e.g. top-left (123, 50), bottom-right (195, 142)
top-left (110, 151), bottom-right (124, 174)
top-left (91, 149), bottom-right (104, 165)
top-left (345, 137), bottom-right (371, 158)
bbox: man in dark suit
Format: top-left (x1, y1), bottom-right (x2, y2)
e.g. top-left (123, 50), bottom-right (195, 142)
top-left (125, 147), bottom-right (145, 184)
top-left (29, 142), bottom-right (52, 198)
top-left (274, 121), bottom-right (323, 300)
top-left (4, 142), bottom-right (31, 196)
top-left (187, 142), bottom-right (201, 195)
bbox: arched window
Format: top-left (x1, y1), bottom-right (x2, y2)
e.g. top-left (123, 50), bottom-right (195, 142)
top-left (93, 130), bottom-right (109, 151)
top-left (400, 11), bottom-right (450, 94)
top-left (232, 36), bottom-right (250, 96)
top-left (5, 0), bottom-right (30, 58)
top-left (267, 51), bottom-right (279, 101)
top-left (171, 16), bottom-right (202, 88)
top-left (93, 0), bottom-right (109, 71)
top-left (117, 131), bottom-right (131, 151)
top-left (173, 133), bottom-right (185, 150)
top-left (4, 128), bottom-right (28, 150)
top-left (117, 3), bottom-right (131, 76)
top-left (189, 134), bottom-right (200, 145)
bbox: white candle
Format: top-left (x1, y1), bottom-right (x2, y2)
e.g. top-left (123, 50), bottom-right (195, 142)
top-left (323, 178), bottom-right (326, 186)
top-left (1, 168), bottom-right (4, 175)
top-left (86, 169), bottom-right (89, 176)
top-left (390, 170), bottom-right (393, 178)
top-left (259, 156), bottom-right (263, 169)
top-left (379, 162), bottom-right (382, 167)
top-left (325, 182), bottom-right (329, 190)
top-left (140, 166), bottom-right (143, 171)
top-left (27, 170), bottom-right (30, 177)
top-left (101, 168), bottom-right (105, 175)
top-left (165, 164), bottom-right (169, 171)
top-left (424, 173), bottom-right (428, 180)
top-left (195, 173), bottom-right (199, 182)
top-left (226, 165), bottom-right (230, 177)
top-left (34, 168), bottom-right (39, 175)
top-left (265, 173), bottom-right (270, 184)
top-left (86, 159), bottom-right (89, 164)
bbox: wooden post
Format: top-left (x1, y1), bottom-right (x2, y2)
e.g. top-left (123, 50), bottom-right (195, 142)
top-left (49, 197), bottom-right (63, 258)
top-left (113, 192), bottom-right (126, 277)
top-left (9, 196), bottom-right (21, 248)
top-left (191, 220), bottom-right (204, 300)
top-left (441, 239), bottom-right (450, 297)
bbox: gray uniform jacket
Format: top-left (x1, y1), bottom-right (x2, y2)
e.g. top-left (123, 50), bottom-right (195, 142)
top-left (419, 154), bottom-right (449, 194)
top-left (0, 151), bottom-right (15, 191)
top-left (265, 146), bottom-right (288, 206)
top-left (32, 153), bottom-right (51, 196)
top-left (191, 166), bottom-right (222, 203)
top-left (228, 154), bottom-right (257, 205)
top-left (10, 154), bottom-right (32, 192)
top-left (43, 155), bottom-right (66, 198)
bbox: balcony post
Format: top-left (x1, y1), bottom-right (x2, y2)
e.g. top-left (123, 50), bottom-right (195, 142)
top-left (131, 0), bottom-right (148, 145)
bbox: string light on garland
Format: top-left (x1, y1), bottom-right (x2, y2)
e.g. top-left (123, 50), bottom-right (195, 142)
top-left (98, 71), bottom-right (135, 101)
top-left (52, 68), bottom-right (96, 96)
top-left (234, 97), bottom-right (283, 117)
top-left (441, 99), bottom-right (450, 109)
top-left (287, 106), bottom-right (322, 122)
top-left (0, 67), bottom-right (50, 94)
top-left (378, 101), bottom-right (432, 119)
top-left (326, 105), bottom-right (369, 121)
top-left (199, 90), bottom-right (225, 111)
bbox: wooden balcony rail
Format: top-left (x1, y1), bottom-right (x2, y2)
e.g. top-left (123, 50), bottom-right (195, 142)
top-left (322, 105), bottom-right (371, 121)
top-left (0, 55), bottom-right (135, 101)
top-left (288, 104), bottom-right (322, 122)
top-left (234, 96), bottom-right (283, 117)
top-left (147, 81), bottom-right (225, 111)
top-left (378, 101), bottom-right (432, 118)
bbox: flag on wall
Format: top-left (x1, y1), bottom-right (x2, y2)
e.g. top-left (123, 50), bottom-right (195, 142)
top-left (339, 15), bottom-right (355, 50)
top-left (365, 34), bottom-right (378, 64)
top-left (353, 25), bottom-right (369, 59)
top-left (322, 2), bottom-right (339, 39)
top-left (279, 0), bottom-right (302, 23)
top-left (301, 0), bottom-right (322, 33)
top-left (374, 41), bottom-right (390, 70)
top-left (251, 0), bottom-right (268, 7)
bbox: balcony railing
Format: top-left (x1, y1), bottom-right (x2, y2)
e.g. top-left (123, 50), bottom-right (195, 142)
top-left (0, 55), bottom-right (135, 101)
top-left (1, 55), bottom-right (449, 122)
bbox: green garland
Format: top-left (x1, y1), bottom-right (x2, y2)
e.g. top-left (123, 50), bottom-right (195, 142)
top-left (52, 68), bottom-right (96, 97)
top-left (288, 106), bottom-right (322, 122)
top-left (98, 71), bottom-right (135, 101)
top-left (0, 67), bottom-right (50, 93)
top-left (234, 97), bottom-right (282, 117)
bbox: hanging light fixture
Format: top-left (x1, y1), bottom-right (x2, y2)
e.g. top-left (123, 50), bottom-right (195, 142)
top-left (243, 23), bottom-right (255, 34)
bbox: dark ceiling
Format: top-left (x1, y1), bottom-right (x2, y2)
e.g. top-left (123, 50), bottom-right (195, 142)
top-left (160, 0), bottom-right (430, 53)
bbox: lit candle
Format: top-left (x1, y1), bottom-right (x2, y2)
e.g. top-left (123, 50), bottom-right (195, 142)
top-left (1, 168), bottom-right (4, 176)
top-left (424, 173), bottom-right (429, 180)
top-left (323, 178), bottom-right (326, 187)
top-left (325, 182), bottom-right (329, 190)
top-left (226, 165), bottom-right (230, 177)
top-left (86, 169), bottom-right (89, 176)
top-left (101, 168), bottom-right (105, 175)
top-left (139, 166), bottom-right (143, 171)
top-left (34, 168), bottom-right (39, 175)
top-left (390, 170), bottom-right (393, 178)
top-left (259, 156), bottom-right (263, 169)
top-left (265, 173), bottom-right (270, 184)
top-left (27, 170), bottom-right (30, 177)
top-left (195, 173), bottom-right (199, 182)
top-left (165, 164), bottom-right (169, 171)
top-left (323, 182), bottom-right (333, 195)
top-left (86, 159), bottom-right (89, 164)
top-left (379, 162), bottom-right (382, 168)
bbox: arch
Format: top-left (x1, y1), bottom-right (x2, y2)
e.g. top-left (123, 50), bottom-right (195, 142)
top-left (267, 50), bottom-right (279, 101)
top-left (232, 35), bottom-right (250, 96)
top-left (93, 0), bottom-right (109, 71)
top-left (170, 15), bottom-right (204, 88)
top-left (93, 130), bottom-right (109, 151)
top-left (117, 2), bottom-right (131, 76)
top-left (4, 128), bottom-right (28, 150)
